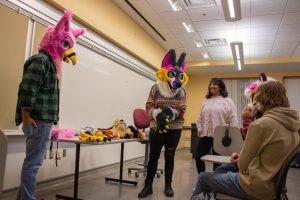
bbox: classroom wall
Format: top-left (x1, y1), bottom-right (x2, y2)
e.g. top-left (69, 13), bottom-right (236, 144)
top-left (45, 0), bottom-right (165, 70)
top-left (184, 71), bottom-right (300, 127)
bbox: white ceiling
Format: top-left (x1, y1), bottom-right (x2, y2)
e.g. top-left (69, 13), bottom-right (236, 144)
top-left (113, 0), bottom-right (300, 74)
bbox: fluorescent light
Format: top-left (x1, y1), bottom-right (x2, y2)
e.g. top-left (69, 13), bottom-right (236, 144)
top-left (235, 45), bottom-right (240, 59)
top-left (182, 22), bottom-right (195, 32)
top-left (202, 53), bottom-right (210, 59)
top-left (228, 0), bottom-right (235, 18)
top-left (193, 40), bottom-right (203, 48)
top-left (221, 0), bottom-right (241, 22)
top-left (168, 0), bottom-right (182, 11)
top-left (230, 41), bottom-right (244, 70)
top-left (237, 59), bottom-right (242, 71)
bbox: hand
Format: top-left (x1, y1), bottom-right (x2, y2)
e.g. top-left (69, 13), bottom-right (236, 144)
top-left (21, 109), bottom-right (37, 128)
top-left (23, 117), bottom-right (37, 128)
top-left (156, 107), bottom-right (174, 133)
top-left (230, 152), bottom-right (240, 164)
top-left (197, 130), bottom-right (203, 137)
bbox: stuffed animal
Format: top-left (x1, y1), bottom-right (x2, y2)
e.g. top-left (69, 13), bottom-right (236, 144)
top-left (111, 119), bottom-right (134, 139)
top-left (128, 125), bottom-right (146, 139)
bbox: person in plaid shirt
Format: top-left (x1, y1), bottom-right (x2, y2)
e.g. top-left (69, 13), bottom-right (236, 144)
top-left (15, 10), bottom-right (84, 200)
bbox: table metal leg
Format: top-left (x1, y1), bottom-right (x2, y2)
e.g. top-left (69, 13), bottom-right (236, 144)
top-left (56, 143), bottom-right (82, 200)
top-left (105, 142), bottom-right (137, 185)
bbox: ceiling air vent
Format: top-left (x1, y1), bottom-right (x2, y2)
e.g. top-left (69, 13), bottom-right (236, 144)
top-left (181, 0), bottom-right (216, 9)
top-left (203, 38), bottom-right (227, 47)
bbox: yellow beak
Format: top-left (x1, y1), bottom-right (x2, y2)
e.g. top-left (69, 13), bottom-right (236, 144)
top-left (63, 48), bottom-right (77, 65)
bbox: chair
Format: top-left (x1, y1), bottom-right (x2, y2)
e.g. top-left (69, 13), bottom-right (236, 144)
top-left (0, 129), bottom-right (8, 193)
top-left (201, 125), bottom-right (244, 164)
top-left (128, 108), bottom-right (163, 178)
top-left (212, 143), bottom-right (300, 200)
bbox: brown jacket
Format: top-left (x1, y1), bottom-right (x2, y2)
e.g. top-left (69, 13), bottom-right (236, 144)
top-left (238, 107), bottom-right (300, 200)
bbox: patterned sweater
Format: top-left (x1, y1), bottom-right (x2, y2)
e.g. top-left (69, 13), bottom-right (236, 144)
top-left (146, 84), bottom-right (186, 130)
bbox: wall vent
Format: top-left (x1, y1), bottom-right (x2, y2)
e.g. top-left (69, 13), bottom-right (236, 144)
top-left (181, 0), bottom-right (216, 9)
top-left (203, 38), bottom-right (227, 47)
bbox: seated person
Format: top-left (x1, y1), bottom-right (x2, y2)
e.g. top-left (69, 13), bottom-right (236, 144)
top-left (191, 81), bottom-right (300, 200)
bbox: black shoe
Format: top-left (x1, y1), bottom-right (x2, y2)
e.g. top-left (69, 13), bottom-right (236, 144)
top-left (138, 185), bottom-right (153, 198)
top-left (165, 185), bottom-right (174, 197)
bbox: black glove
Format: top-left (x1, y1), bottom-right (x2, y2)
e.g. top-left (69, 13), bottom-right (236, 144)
top-left (156, 107), bottom-right (174, 133)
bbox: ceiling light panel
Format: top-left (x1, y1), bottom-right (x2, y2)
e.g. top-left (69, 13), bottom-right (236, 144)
top-left (181, 0), bottom-right (216, 9)
top-left (168, 0), bottom-right (182, 11)
top-left (182, 22), bottom-right (195, 32)
top-left (221, 0), bottom-right (242, 22)
top-left (203, 38), bottom-right (227, 46)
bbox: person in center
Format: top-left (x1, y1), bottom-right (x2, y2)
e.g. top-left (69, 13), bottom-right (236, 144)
top-left (138, 49), bottom-right (188, 198)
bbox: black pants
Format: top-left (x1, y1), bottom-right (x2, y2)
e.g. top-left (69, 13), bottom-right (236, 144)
top-left (145, 128), bottom-right (181, 186)
top-left (194, 136), bottom-right (219, 174)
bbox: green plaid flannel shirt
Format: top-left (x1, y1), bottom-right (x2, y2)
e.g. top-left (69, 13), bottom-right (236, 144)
top-left (15, 51), bottom-right (59, 125)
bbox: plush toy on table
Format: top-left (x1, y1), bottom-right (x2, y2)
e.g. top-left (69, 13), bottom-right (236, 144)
top-left (111, 119), bottom-right (134, 139)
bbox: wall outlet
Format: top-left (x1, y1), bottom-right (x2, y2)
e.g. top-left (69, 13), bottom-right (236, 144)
top-left (63, 149), bottom-right (67, 157)
top-left (49, 150), bottom-right (54, 159)
top-left (56, 149), bottom-right (63, 159)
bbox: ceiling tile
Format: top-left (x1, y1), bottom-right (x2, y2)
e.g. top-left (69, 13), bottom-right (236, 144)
top-left (158, 10), bottom-right (191, 25)
top-left (251, 0), bottom-right (287, 16)
top-left (285, 0), bottom-right (300, 13)
top-left (272, 41), bottom-right (298, 50)
top-left (113, 0), bottom-right (138, 17)
top-left (282, 12), bottom-right (300, 25)
top-left (187, 6), bottom-right (223, 21)
top-left (167, 23), bottom-right (189, 34)
top-left (270, 48), bottom-right (294, 57)
top-left (278, 24), bottom-right (300, 34)
top-left (250, 35), bottom-right (276, 43)
top-left (251, 14), bottom-right (282, 27)
top-left (275, 34), bottom-right (300, 42)
top-left (127, 0), bottom-right (155, 14)
top-left (194, 20), bottom-right (235, 31)
top-left (145, 0), bottom-right (173, 13)
top-left (250, 26), bottom-right (279, 36)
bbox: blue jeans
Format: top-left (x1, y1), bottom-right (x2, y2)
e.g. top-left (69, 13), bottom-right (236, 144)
top-left (191, 171), bottom-right (256, 200)
top-left (17, 121), bottom-right (52, 200)
top-left (215, 163), bottom-right (239, 172)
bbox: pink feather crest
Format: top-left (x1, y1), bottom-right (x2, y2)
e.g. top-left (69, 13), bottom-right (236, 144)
top-left (38, 10), bottom-right (84, 74)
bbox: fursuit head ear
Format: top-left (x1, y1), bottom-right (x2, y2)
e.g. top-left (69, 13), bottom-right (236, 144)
top-left (72, 28), bottom-right (85, 39)
top-left (54, 10), bottom-right (72, 35)
top-left (177, 52), bottom-right (186, 72)
top-left (259, 72), bottom-right (267, 82)
top-left (162, 49), bottom-right (176, 68)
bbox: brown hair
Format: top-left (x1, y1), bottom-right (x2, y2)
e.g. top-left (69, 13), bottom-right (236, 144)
top-left (255, 81), bottom-right (290, 113)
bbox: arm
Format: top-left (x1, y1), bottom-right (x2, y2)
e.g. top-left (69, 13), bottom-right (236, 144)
top-left (146, 85), bottom-right (158, 119)
top-left (238, 122), bottom-right (266, 172)
top-left (196, 101), bottom-right (205, 137)
top-left (227, 98), bottom-right (239, 127)
top-left (18, 59), bottom-right (45, 126)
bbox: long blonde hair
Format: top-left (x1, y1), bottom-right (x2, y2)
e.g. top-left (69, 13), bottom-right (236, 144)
top-left (255, 81), bottom-right (290, 113)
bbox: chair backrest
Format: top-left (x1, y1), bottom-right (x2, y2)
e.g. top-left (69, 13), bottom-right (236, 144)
top-left (213, 125), bottom-right (244, 156)
top-left (275, 143), bottom-right (300, 200)
top-left (0, 129), bottom-right (8, 193)
top-left (133, 108), bottom-right (151, 130)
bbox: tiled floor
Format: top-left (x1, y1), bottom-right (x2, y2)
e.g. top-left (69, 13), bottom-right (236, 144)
top-left (4, 149), bottom-right (300, 200)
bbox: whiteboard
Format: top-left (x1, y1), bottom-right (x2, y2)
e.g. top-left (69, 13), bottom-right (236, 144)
top-left (59, 44), bottom-right (155, 130)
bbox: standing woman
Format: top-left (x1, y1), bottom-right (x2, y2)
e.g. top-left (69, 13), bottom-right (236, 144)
top-left (138, 49), bottom-right (188, 198)
top-left (194, 78), bottom-right (239, 174)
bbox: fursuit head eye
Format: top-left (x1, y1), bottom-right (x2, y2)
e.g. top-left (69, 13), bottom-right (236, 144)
top-left (167, 71), bottom-right (176, 78)
top-left (62, 40), bottom-right (70, 50)
top-left (179, 73), bottom-right (184, 81)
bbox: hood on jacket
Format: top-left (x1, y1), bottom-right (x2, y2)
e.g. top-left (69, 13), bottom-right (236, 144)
top-left (264, 107), bottom-right (300, 132)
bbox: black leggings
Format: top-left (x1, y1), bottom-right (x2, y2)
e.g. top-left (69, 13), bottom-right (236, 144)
top-left (145, 128), bottom-right (181, 186)
top-left (194, 136), bottom-right (219, 174)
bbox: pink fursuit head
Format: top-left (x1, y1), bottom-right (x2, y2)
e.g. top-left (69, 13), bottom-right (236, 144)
top-left (39, 10), bottom-right (85, 74)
